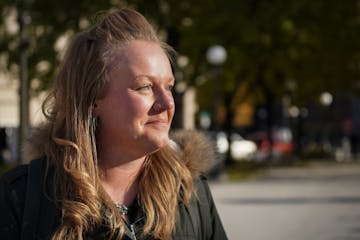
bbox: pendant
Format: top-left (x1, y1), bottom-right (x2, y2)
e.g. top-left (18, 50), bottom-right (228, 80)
top-left (115, 203), bottom-right (129, 215)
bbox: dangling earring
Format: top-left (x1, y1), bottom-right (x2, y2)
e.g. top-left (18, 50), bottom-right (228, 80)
top-left (90, 115), bottom-right (99, 165)
top-left (90, 115), bottom-right (98, 132)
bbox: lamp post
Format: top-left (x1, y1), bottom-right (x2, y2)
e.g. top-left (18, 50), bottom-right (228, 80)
top-left (206, 45), bottom-right (227, 131)
top-left (319, 91), bottom-right (333, 158)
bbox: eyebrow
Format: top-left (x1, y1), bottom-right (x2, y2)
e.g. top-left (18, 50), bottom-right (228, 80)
top-left (134, 74), bottom-right (175, 83)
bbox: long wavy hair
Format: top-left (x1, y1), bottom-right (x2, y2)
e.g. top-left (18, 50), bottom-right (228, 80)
top-left (26, 8), bottom-right (193, 240)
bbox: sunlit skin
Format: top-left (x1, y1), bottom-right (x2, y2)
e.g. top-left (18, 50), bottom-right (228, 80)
top-left (94, 40), bottom-right (175, 206)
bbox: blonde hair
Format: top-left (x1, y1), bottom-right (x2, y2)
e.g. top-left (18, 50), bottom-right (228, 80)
top-left (27, 8), bottom-right (193, 240)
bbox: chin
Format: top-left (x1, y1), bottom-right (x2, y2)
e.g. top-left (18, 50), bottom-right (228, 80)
top-left (145, 133), bottom-right (170, 152)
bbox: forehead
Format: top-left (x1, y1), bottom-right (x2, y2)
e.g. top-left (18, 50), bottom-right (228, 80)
top-left (108, 40), bottom-right (171, 72)
top-left (101, 41), bottom-right (174, 95)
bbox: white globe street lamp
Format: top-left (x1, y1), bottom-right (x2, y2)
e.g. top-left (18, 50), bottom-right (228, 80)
top-left (320, 92), bottom-right (333, 106)
top-left (206, 45), bottom-right (227, 131)
top-left (206, 45), bottom-right (227, 66)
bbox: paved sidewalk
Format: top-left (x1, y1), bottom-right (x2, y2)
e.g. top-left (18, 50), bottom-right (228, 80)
top-left (210, 162), bottom-right (360, 240)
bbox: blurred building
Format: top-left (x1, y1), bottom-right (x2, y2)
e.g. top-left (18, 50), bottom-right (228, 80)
top-left (0, 75), bottom-right (45, 163)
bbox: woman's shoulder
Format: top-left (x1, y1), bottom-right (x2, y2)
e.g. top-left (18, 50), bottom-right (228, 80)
top-left (0, 162), bottom-right (30, 234)
top-left (1, 158), bottom-right (46, 185)
top-left (1, 163), bottom-right (29, 190)
top-left (0, 158), bottom-right (47, 209)
top-left (0, 158), bottom-right (57, 239)
top-left (193, 175), bottom-right (212, 202)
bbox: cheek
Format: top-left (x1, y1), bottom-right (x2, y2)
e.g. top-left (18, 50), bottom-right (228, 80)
top-left (169, 97), bottom-right (175, 116)
top-left (123, 96), bottom-right (153, 120)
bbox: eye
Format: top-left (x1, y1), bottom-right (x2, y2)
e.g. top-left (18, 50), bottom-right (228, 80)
top-left (136, 84), bottom-right (152, 92)
top-left (166, 84), bottom-right (174, 92)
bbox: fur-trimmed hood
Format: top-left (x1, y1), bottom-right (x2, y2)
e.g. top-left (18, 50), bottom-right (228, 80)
top-left (170, 130), bottom-right (216, 178)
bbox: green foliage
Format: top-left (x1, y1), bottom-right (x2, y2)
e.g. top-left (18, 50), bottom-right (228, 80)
top-left (0, 0), bottom-right (359, 111)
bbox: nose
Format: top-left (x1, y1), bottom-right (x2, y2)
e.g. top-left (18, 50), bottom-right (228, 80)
top-left (153, 88), bottom-right (174, 112)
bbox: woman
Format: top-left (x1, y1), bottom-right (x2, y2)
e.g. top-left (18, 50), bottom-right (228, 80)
top-left (0, 8), bottom-right (228, 240)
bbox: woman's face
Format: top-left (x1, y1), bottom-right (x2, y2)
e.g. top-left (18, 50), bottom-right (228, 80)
top-left (94, 40), bottom-right (175, 159)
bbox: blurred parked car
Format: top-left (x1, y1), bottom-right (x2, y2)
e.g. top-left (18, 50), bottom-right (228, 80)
top-left (208, 131), bottom-right (257, 161)
top-left (204, 129), bottom-right (294, 177)
top-left (229, 133), bottom-right (257, 161)
top-left (248, 127), bottom-right (294, 161)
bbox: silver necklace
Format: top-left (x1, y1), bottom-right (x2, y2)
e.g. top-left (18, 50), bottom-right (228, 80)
top-left (115, 203), bottom-right (129, 215)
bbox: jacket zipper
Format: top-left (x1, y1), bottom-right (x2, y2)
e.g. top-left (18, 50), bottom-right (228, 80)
top-left (130, 224), bottom-right (137, 240)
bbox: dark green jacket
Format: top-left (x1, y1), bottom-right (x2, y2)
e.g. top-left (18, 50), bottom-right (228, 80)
top-left (0, 158), bottom-right (228, 240)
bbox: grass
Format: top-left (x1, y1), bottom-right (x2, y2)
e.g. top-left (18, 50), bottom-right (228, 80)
top-left (223, 157), bottom-right (327, 181)
top-left (224, 161), bottom-right (267, 181)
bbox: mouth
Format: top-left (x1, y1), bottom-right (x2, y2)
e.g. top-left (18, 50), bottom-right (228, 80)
top-left (146, 118), bottom-right (169, 127)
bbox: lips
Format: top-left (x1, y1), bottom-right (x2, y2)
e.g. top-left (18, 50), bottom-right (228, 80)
top-left (146, 118), bottom-right (169, 127)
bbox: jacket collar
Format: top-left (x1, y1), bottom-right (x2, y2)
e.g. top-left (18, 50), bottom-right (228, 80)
top-left (170, 130), bottom-right (215, 178)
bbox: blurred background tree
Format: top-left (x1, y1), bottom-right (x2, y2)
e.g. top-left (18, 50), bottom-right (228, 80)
top-left (0, 0), bottom-right (359, 162)
top-left (1, 0), bottom-right (358, 99)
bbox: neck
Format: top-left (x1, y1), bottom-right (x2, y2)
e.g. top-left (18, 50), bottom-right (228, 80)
top-left (98, 151), bottom-right (146, 207)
